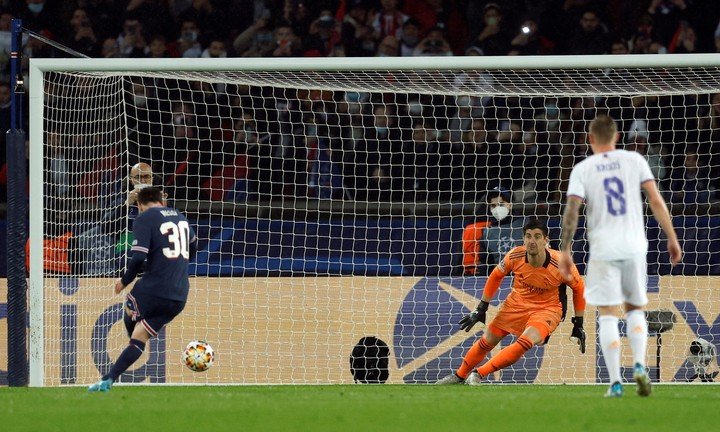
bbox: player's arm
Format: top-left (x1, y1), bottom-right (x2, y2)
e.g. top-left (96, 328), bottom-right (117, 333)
top-left (459, 251), bottom-right (511, 332)
top-left (559, 196), bottom-right (583, 279)
top-left (565, 262), bottom-right (587, 353)
top-left (642, 179), bottom-right (682, 265)
top-left (115, 215), bottom-right (151, 294)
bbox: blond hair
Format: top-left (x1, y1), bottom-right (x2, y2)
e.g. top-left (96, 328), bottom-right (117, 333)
top-left (589, 115), bottom-right (617, 144)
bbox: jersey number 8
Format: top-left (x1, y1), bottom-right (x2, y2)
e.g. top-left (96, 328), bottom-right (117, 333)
top-left (603, 176), bottom-right (626, 216)
top-left (160, 220), bottom-right (191, 259)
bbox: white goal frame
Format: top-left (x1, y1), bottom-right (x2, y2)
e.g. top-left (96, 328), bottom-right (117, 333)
top-left (28, 53), bottom-right (720, 387)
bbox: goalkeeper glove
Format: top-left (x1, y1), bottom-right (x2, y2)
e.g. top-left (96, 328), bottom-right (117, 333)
top-left (459, 301), bottom-right (489, 332)
top-left (570, 316), bottom-right (586, 354)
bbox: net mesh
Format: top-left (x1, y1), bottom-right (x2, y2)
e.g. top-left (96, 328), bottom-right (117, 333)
top-left (37, 65), bottom-right (720, 385)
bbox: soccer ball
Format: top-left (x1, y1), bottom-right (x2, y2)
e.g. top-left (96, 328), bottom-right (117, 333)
top-left (183, 340), bottom-right (214, 372)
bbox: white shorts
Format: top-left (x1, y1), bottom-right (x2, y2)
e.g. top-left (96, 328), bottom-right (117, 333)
top-left (584, 253), bottom-right (648, 307)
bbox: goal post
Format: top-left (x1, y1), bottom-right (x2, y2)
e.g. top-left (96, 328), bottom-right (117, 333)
top-left (27, 54), bottom-right (720, 386)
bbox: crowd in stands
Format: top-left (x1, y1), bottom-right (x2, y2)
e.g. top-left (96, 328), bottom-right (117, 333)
top-left (1, 0), bottom-right (720, 218)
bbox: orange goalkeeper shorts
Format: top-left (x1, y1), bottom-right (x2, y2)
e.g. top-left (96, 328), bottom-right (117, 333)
top-left (489, 301), bottom-right (562, 339)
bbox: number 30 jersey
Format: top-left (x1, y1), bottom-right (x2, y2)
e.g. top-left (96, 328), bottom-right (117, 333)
top-left (567, 149), bottom-right (654, 260)
top-left (130, 207), bottom-right (197, 302)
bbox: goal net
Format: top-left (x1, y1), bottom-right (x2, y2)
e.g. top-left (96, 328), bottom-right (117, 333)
top-left (27, 56), bottom-right (720, 386)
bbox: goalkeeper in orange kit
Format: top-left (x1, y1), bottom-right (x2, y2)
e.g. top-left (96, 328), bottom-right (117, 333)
top-left (436, 219), bottom-right (586, 385)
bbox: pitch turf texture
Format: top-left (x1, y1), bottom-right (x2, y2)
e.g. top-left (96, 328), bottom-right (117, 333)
top-left (2, 385), bottom-right (719, 431)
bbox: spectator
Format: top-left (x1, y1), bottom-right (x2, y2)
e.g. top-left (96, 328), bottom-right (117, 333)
top-left (177, 19), bottom-right (202, 58)
top-left (448, 95), bottom-right (480, 143)
top-left (67, 8), bottom-right (99, 56)
top-left (372, 0), bottom-right (408, 40)
top-left (117, 17), bottom-right (146, 57)
top-left (18, 0), bottom-right (56, 35)
top-left (564, 9), bottom-right (609, 54)
top-left (630, 14), bottom-right (666, 54)
top-left (469, 2), bottom-right (512, 56)
top-left (377, 35), bottom-right (400, 56)
top-left (101, 37), bottom-right (121, 58)
top-left (341, 0), bottom-right (376, 57)
top-left (508, 17), bottom-right (554, 55)
top-left (233, 13), bottom-right (272, 56)
top-left (610, 38), bottom-right (629, 54)
top-left (202, 39), bottom-right (227, 58)
top-left (147, 35), bottom-right (170, 58)
top-left (625, 129), bottom-right (668, 188)
top-left (305, 11), bottom-right (343, 57)
top-left (45, 132), bottom-right (71, 224)
top-left (271, 25), bottom-right (303, 57)
top-left (398, 18), bottom-right (421, 56)
top-left (412, 27), bottom-right (452, 56)
top-left (125, 0), bottom-right (174, 41)
top-left (400, 120), bottom-right (452, 202)
top-left (459, 119), bottom-right (492, 203)
top-left (177, 0), bottom-right (229, 43)
top-left (647, 0), bottom-right (688, 46)
top-left (403, 0), bottom-right (468, 54)
top-left (668, 20), bottom-right (698, 53)
top-left (670, 152), bottom-right (714, 206)
top-left (463, 187), bottom-right (525, 276)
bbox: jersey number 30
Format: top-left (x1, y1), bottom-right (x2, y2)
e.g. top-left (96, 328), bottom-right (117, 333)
top-left (160, 221), bottom-right (191, 259)
top-left (603, 176), bottom-right (626, 216)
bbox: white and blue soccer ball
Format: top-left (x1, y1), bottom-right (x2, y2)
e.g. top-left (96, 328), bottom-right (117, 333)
top-left (183, 340), bottom-right (215, 372)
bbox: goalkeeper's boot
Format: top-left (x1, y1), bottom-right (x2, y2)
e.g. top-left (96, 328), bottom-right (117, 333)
top-left (435, 373), bottom-right (463, 385)
top-left (88, 378), bottom-right (113, 393)
top-left (604, 381), bottom-right (623, 398)
top-left (465, 371), bottom-right (484, 386)
top-left (633, 363), bottom-right (652, 397)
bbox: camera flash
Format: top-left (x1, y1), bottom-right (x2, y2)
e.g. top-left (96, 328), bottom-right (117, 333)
top-left (521, 26), bottom-right (530, 34)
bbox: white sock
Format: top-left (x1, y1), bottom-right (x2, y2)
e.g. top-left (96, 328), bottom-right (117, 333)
top-left (599, 315), bottom-right (622, 384)
top-left (625, 309), bottom-right (648, 367)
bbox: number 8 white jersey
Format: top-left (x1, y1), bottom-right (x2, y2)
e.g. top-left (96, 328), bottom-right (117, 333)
top-left (567, 149), bottom-right (654, 260)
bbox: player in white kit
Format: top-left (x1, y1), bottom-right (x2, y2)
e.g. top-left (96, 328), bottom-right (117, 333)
top-left (558, 115), bottom-right (682, 397)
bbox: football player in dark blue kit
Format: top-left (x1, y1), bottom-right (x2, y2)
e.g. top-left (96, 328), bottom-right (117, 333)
top-left (89, 186), bottom-right (197, 392)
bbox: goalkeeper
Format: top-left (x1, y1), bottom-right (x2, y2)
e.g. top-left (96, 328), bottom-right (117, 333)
top-left (437, 219), bottom-right (586, 385)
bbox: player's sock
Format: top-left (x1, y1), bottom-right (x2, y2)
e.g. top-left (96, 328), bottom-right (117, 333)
top-left (625, 309), bottom-right (648, 366)
top-left (598, 315), bottom-right (622, 385)
top-left (457, 337), bottom-right (494, 379)
top-left (476, 335), bottom-right (534, 377)
top-left (103, 338), bottom-right (146, 382)
top-left (123, 313), bottom-right (135, 338)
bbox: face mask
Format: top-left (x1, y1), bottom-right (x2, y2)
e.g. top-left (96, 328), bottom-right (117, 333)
top-left (133, 95), bottom-right (147, 107)
top-left (307, 125), bottom-right (317, 136)
top-left (402, 35), bottom-right (418, 46)
top-left (375, 126), bottom-right (388, 135)
top-left (545, 104), bottom-right (559, 118)
top-left (486, 16), bottom-right (498, 27)
top-left (182, 31), bottom-right (198, 42)
top-left (134, 182), bottom-right (150, 191)
top-left (408, 102), bottom-right (423, 116)
top-left (456, 96), bottom-right (471, 107)
top-left (347, 102), bottom-right (361, 114)
top-left (28, 3), bottom-right (44, 13)
top-left (491, 206), bottom-right (509, 221)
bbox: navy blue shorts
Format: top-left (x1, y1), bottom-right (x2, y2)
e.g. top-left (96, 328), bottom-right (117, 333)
top-left (125, 291), bottom-right (185, 337)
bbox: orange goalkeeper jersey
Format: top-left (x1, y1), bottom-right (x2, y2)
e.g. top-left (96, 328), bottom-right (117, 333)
top-left (494, 246), bottom-right (585, 313)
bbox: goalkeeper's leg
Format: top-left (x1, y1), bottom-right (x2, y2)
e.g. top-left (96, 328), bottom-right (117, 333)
top-left (475, 324), bottom-right (546, 378)
top-left (456, 326), bottom-right (506, 379)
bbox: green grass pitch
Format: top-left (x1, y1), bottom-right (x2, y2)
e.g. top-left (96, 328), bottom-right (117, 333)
top-left (2, 385), bottom-right (719, 431)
